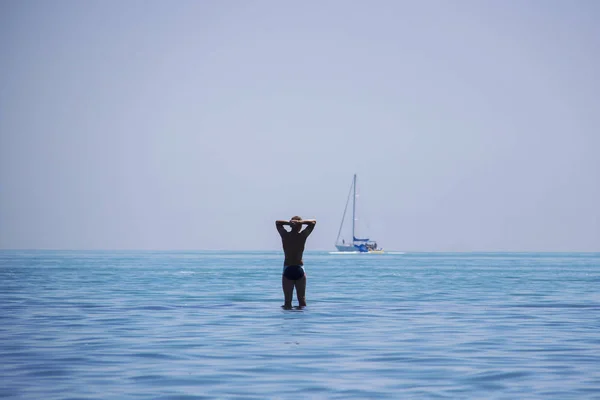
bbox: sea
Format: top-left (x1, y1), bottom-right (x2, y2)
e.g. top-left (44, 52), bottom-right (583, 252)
top-left (1, 251), bottom-right (599, 399)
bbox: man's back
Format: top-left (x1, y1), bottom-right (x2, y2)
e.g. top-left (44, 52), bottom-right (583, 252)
top-left (276, 218), bottom-right (316, 266)
top-left (279, 229), bottom-right (310, 266)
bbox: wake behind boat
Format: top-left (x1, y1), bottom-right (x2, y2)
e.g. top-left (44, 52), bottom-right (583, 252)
top-left (334, 174), bottom-right (384, 253)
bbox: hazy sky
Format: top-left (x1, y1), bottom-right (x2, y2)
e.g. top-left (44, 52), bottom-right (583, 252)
top-left (1, 1), bottom-right (599, 251)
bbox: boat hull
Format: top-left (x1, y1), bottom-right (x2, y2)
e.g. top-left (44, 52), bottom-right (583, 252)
top-left (335, 244), bottom-right (356, 252)
top-left (335, 244), bottom-right (384, 253)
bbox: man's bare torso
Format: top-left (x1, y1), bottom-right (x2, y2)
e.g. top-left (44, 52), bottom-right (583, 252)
top-left (276, 219), bottom-right (316, 266)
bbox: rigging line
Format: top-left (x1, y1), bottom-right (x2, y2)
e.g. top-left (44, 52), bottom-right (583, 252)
top-left (335, 176), bottom-right (355, 244)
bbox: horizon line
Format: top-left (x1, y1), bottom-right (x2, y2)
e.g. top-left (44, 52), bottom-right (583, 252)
top-left (1, 249), bottom-right (599, 254)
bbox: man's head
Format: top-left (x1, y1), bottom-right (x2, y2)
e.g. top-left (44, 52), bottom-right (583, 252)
top-left (290, 216), bottom-right (302, 232)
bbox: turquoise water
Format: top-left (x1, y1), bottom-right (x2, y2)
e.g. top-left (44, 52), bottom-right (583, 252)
top-left (1, 251), bottom-right (599, 399)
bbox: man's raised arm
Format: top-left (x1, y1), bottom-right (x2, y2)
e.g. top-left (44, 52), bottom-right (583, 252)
top-left (300, 219), bottom-right (317, 236)
top-left (276, 220), bottom-right (289, 235)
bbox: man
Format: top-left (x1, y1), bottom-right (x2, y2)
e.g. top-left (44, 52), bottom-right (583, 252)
top-left (275, 216), bottom-right (317, 309)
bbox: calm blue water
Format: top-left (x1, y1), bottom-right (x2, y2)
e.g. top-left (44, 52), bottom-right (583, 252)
top-left (1, 251), bottom-right (599, 399)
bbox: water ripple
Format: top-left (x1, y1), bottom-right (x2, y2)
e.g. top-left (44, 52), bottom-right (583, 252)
top-left (1, 251), bottom-right (599, 399)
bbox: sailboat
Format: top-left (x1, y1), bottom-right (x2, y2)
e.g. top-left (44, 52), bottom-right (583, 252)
top-left (335, 174), bottom-right (384, 253)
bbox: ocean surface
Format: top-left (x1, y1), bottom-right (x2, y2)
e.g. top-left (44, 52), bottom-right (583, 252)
top-left (1, 251), bottom-right (599, 399)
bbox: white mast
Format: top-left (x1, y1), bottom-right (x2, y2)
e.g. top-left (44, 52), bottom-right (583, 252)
top-left (352, 173), bottom-right (356, 241)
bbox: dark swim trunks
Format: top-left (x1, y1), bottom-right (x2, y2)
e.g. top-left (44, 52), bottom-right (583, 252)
top-left (283, 265), bottom-right (305, 280)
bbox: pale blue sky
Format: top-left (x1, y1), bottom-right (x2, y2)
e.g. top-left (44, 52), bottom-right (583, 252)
top-left (1, 1), bottom-right (599, 251)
